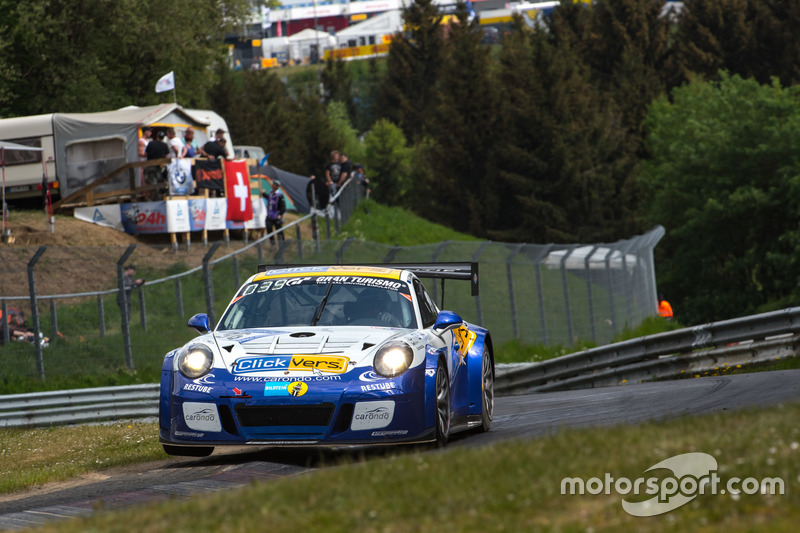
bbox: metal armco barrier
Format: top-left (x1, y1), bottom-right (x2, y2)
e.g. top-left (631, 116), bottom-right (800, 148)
top-left (2, 307), bottom-right (799, 429)
top-left (0, 384), bottom-right (159, 428)
top-left (496, 306), bottom-right (800, 395)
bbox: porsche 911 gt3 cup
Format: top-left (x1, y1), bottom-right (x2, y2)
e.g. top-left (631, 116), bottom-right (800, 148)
top-left (159, 263), bottom-right (494, 456)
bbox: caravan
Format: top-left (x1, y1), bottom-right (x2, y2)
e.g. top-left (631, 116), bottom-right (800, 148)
top-left (0, 104), bottom-right (213, 202)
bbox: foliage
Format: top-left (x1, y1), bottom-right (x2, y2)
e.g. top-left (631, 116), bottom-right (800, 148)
top-left (375, 0), bottom-right (444, 142)
top-left (641, 72), bottom-right (800, 324)
top-left (326, 100), bottom-right (364, 164)
top-left (0, 0), bottom-right (251, 117)
top-left (363, 119), bottom-right (414, 205)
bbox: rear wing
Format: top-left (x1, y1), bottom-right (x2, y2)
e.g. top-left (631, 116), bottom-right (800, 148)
top-left (257, 262), bottom-right (479, 297)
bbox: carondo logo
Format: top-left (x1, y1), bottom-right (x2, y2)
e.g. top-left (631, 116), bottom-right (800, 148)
top-left (233, 355), bottom-right (348, 374)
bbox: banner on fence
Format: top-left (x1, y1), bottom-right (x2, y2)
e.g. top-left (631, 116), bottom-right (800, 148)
top-left (75, 197), bottom-right (267, 235)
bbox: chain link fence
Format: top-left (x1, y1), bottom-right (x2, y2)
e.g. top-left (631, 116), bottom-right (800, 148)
top-left (1, 186), bottom-right (663, 388)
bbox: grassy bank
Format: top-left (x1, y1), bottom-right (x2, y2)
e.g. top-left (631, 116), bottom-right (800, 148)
top-left (8, 400), bottom-right (798, 532)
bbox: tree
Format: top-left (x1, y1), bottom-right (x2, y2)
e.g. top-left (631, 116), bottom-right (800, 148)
top-left (423, 3), bottom-right (501, 236)
top-left (375, 0), bottom-right (444, 142)
top-left (641, 73), bottom-right (800, 324)
top-left (0, 0), bottom-right (250, 117)
top-left (363, 119), bottom-right (413, 205)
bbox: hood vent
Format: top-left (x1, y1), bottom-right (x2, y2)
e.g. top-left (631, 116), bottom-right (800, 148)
top-left (290, 332), bottom-right (316, 338)
top-left (362, 343), bottom-right (375, 351)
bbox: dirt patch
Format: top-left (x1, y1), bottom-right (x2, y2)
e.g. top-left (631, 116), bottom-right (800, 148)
top-left (0, 210), bottom-right (311, 314)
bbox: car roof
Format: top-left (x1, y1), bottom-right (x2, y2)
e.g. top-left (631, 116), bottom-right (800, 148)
top-left (252, 265), bottom-right (407, 282)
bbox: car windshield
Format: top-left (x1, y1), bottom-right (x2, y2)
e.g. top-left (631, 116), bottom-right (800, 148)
top-left (217, 276), bottom-right (417, 330)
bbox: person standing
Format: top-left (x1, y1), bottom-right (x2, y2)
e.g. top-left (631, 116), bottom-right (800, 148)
top-left (658, 294), bottom-right (673, 320)
top-left (325, 150), bottom-right (341, 194)
top-left (144, 130), bottom-right (170, 199)
top-left (138, 127), bottom-right (152, 160)
top-left (167, 128), bottom-right (186, 159)
top-left (117, 264), bottom-right (145, 318)
top-left (306, 174), bottom-right (330, 211)
top-left (183, 127), bottom-right (199, 158)
top-left (263, 179), bottom-right (286, 246)
top-left (338, 153), bottom-right (352, 188)
top-left (199, 131), bottom-right (227, 160)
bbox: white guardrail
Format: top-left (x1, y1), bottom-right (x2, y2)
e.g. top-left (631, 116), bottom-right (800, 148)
top-left (2, 307), bottom-right (800, 428)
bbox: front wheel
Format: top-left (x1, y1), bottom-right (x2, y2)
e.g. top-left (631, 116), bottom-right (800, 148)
top-left (434, 359), bottom-right (451, 447)
top-left (162, 444), bottom-right (214, 457)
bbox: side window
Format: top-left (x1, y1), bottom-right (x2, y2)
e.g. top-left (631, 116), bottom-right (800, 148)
top-left (413, 278), bottom-right (437, 328)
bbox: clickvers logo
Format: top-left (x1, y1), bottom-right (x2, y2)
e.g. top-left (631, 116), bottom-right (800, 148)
top-left (561, 452), bottom-right (785, 517)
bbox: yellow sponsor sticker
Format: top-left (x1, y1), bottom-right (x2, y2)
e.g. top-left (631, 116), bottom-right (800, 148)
top-left (289, 355), bottom-right (349, 374)
top-left (287, 381), bottom-right (309, 396)
top-left (453, 326), bottom-right (477, 364)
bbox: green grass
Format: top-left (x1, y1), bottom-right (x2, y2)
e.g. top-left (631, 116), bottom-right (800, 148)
top-left (339, 200), bottom-right (478, 245)
top-left (12, 401), bottom-right (800, 532)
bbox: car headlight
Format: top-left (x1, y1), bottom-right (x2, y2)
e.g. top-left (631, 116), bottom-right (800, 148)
top-left (373, 342), bottom-right (414, 378)
top-left (177, 344), bottom-right (214, 379)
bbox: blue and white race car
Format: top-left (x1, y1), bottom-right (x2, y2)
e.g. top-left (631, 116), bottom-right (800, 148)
top-left (159, 263), bottom-right (494, 456)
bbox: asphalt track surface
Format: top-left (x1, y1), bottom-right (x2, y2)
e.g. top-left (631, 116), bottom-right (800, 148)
top-left (1, 370), bottom-right (799, 530)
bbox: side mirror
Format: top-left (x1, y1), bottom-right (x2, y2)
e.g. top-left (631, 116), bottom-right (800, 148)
top-left (433, 310), bottom-right (463, 333)
top-left (187, 313), bottom-right (211, 334)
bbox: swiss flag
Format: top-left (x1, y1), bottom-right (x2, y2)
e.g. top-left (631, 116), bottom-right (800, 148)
top-left (224, 160), bottom-right (254, 222)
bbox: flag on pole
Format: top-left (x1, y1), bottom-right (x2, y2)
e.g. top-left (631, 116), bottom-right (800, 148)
top-left (224, 160), bottom-right (254, 222)
top-left (155, 71), bottom-right (175, 93)
top-left (277, 17), bottom-right (282, 37)
top-left (261, 5), bottom-right (272, 30)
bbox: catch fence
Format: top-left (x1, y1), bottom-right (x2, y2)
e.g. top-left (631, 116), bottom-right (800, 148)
top-left (0, 193), bottom-right (663, 386)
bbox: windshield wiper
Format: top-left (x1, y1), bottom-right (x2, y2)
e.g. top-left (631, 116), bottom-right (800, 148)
top-left (310, 282), bottom-right (334, 326)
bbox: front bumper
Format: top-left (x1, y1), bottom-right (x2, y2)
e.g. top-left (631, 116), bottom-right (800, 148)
top-left (159, 366), bottom-right (434, 447)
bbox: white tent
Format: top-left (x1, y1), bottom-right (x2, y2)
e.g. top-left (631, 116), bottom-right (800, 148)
top-left (287, 28), bottom-right (336, 62)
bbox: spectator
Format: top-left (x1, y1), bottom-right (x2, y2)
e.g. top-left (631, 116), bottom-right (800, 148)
top-left (263, 179), bottom-right (287, 246)
top-left (138, 127), bottom-right (152, 160)
top-left (306, 174), bottom-right (330, 211)
top-left (199, 129), bottom-right (228, 161)
top-left (353, 163), bottom-right (370, 198)
top-left (338, 153), bottom-right (352, 188)
top-left (166, 128), bottom-right (186, 159)
top-left (144, 130), bottom-right (170, 199)
top-left (325, 150), bottom-right (341, 194)
top-left (183, 127), bottom-right (199, 158)
top-left (117, 264), bottom-right (145, 318)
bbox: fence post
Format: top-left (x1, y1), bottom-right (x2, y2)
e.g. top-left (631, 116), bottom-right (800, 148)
top-left (325, 216), bottom-right (331, 240)
top-left (49, 299), bottom-right (58, 340)
top-left (604, 246), bottom-right (619, 338)
top-left (138, 290), bottom-right (147, 331)
top-left (560, 246), bottom-right (577, 344)
top-left (203, 243), bottom-right (221, 325)
top-left (506, 243), bottom-right (525, 339)
top-left (472, 242), bottom-right (491, 325)
top-left (532, 244), bottom-right (553, 344)
top-left (232, 256), bottom-right (240, 290)
top-left (336, 237), bottom-right (355, 264)
top-left (27, 246), bottom-right (47, 380)
top-left (97, 295), bottom-right (106, 338)
top-left (257, 242), bottom-right (263, 265)
top-left (383, 245), bottom-right (401, 263)
top-left (117, 244), bottom-right (137, 370)
top-left (584, 245), bottom-right (600, 343)
top-left (296, 225), bottom-right (303, 260)
top-left (1, 299), bottom-right (9, 345)
top-left (175, 278), bottom-right (184, 318)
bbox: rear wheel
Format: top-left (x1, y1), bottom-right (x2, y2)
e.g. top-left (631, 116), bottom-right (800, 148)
top-left (162, 444), bottom-right (214, 457)
top-left (434, 359), bottom-right (451, 447)
top-left (480, 346), bottom-right (494, 432)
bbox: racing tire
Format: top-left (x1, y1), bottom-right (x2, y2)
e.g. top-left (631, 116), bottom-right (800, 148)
top-left (162, 444), bottom-right (214, 457)
top-left (480, 346), bottom-right (494, 432)
top-left (434, 359), bottom-right (451, 448)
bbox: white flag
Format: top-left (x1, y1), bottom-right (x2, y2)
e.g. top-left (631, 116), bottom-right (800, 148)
top-left (261, 5), bottom-right (271, 30)
top-left (155, 71), bottom-right (175, 93)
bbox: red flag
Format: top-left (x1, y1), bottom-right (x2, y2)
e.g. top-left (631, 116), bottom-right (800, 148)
top-left (224, 159), bottom-right (253, 221)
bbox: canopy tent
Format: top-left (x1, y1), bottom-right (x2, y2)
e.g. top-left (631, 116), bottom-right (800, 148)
top-left (52, 104), bottom-right (208, 198)
top-left (1, 141), bottom-right (44, 241)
